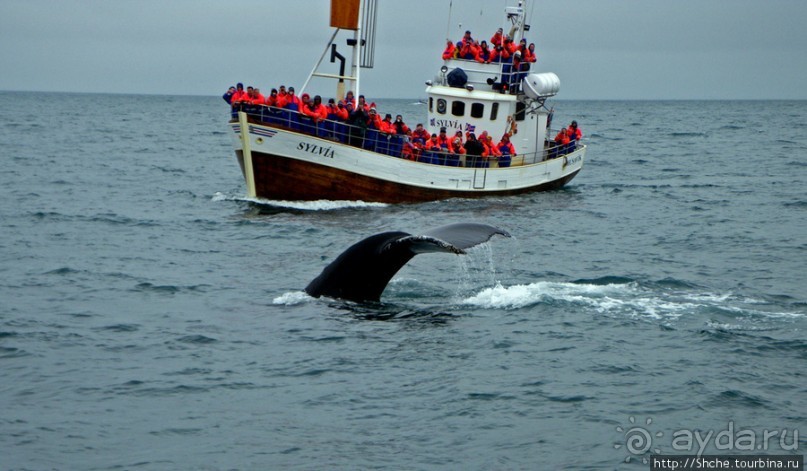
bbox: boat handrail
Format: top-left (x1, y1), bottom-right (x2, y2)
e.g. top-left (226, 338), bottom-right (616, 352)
top-left (231, 103), bottom-right (578, 168)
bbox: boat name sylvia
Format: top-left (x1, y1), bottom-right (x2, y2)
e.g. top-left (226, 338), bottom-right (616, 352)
top-left (563, 154), bottom-right (582, 168)
top-left (297, 141), bottom-right (335, 159)
top-left (429, 119), bottom-right (463, 130)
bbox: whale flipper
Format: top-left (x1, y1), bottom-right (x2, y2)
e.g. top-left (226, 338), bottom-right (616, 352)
top-left (304, 223), bottom-right (510, 303)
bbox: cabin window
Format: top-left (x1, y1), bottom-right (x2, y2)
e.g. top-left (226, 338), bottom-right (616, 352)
top-left (470, 102), bottom-right (485, 119)
top-left (515, 101), bottom-right (526, 121)
top-left (429, 97), bottom-right (433, 112)
top-left (490, 102), bottom-right (499, 120)
top-left (437, 98), bottom-right (447, 115)
top-left (451, 101), bottom-right (465, 117)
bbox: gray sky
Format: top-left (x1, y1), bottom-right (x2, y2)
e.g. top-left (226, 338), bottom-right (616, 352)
top-left (1, 0), bottom-right (806, 99)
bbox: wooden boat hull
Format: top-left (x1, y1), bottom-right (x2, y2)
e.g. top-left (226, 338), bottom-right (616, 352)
top-left (230, 120), bottom-right (585, 203)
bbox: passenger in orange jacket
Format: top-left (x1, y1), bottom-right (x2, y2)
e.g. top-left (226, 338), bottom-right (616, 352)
top-left (283, 87), bottom-right (302, 110)
top-left (475, 41), bottom-right (493, 63)
top-left (490, 28), bottom-right (504, 48)
top-left (452, 137), bottom-right (466, 155)
top-left (504, 37), bottom-right (518, 55)
top-left (411, 123), bottom-right (430, 146)
top-left (326, 99), bottom-right (349, 121)
top-left (303, 95), bottom-right (328, 121)
top-left (442, 40), bottom-right (456, 60)
top-left (367, 107), bottom-right (384, 130)
top-left (459, 40), bottom-right (479, 60)
top-left (554, 128), bottom-right (570, 146)
top-left (401, 139), bottom-right (418, 161)
top-left (524, 43), bottom-right (537, 63)
top-left (425, 134), bottom-right (442, 151)
top-left (276, 85), bottom-right (288, 107)
top-left (265, 88), bottom-right (279, 107)
top-left (250, 88), bottom-right (266, 105)
top-left (231, 84), bottom-right (249, 104)
top-left (461, 30), bottom-right (474, 48)
top-left (340, 90), bottom-right (356, 109)
top-left (392, 115), bottom-right (410, 135)
top-left (435, 127), bottom-right (455, 153)
top-left (489, 42), bottom-right (510, 63)
top-left (379, 113), bottom-right (394, 133)
top-left (567, 120), bottom-right (582, 140)
top-left (485, 135), bottom-right (502, 157)
top-left (497, 134), bottom-right (516, 156)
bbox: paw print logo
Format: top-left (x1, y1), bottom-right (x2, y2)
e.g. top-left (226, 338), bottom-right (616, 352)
top-left (614, 416), bottom-right (664, 464)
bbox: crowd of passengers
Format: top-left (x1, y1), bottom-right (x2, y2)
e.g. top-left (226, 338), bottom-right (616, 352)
top-left (443, 28), bottom-right (538, 89)
top-left (443, 28), bottom-right (537, 65)
top-left (224, 83), bottom-right (581, 166)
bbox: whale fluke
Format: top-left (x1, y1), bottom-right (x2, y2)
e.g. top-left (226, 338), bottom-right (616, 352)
top-left (305, 223), bottom-right (510, 303)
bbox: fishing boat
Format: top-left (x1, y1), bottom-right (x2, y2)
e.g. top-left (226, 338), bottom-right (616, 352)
top-left (227, 0), bottom-right (586, 204)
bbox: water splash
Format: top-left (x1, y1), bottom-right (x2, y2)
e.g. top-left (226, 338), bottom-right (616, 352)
top-left (273, 291), bottom-right (314, 305)
top-left (212, 192), bottom-right (387, 211)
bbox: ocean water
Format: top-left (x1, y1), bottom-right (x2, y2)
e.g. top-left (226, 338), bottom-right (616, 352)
top-left (1, 92), bottom-right (805, 470)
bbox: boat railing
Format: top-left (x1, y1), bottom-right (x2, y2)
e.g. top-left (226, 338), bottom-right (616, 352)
top-left (231, 103), bottom-right (576, 168)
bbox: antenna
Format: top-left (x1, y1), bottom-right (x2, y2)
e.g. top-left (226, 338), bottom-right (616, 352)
top-left (360, 0), bottom-right (378, 68)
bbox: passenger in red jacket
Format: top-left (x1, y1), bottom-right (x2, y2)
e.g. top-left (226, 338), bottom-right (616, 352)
top-left (425, 134), bottom-right (442, 151)
top-left (490, 28), bottom-right (504, 48)
top-left (367, 107), bottom-right (384, 130)
top-left (435, 127), bottom-right (455, 153)
top-left (567, 120), bottom-right (582, 140)
top-left (505, 37), bottom-right (518, 55)
top-left (452, 137), bottom-right (466, 155)
top-left (497, 133), bottom-right (516, 156)
top-left (276, 85), bottom-right (288, 107)
top-left (340, 90), bottom-right (356, 109)
top-left (231, 83), bottom-right (249, 104)
top-left (442, 40), bottom-right (456, 60)
top-left (302, 95), bottom-right (328, 121)
top-left (392, 115), bottom-right (410, 135)
top-left (485, 135), bottom-right (502, 157)
top-left (461, 30), bottom-right (474, 48)
top-left (380, 113), bottom-right (394, 133)
top-left (283, 87), bottom-right (302, 110)
top-left (265, 88), bottom-right (279, 107)
top-left (475, 41), bottom-right (493, 63)
top-left (411, 123), bottom-right (430, 146)
top-left (250, 88), bottom-right (266, 105)
top-left (525, 43), bottom-right (537, 63)
top-left (326, 99), bottom-right (349, 121)
top-left (554, 128), bottom-right (570, 146)
top-left (459, 40), bottom-right (479, 60)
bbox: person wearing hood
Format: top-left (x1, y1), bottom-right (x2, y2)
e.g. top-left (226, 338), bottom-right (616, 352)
top-left (302, 95), bottom-right (328, 121)
top-left (283, 87), bottom-right (301, 110)
top-left (442, 40), bottom-right (457, 60)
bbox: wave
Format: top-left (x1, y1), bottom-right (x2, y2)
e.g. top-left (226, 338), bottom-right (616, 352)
top-left (460, 280), bottom-right (805, 322)
top-left (212, 192), bottom-right (388, 211)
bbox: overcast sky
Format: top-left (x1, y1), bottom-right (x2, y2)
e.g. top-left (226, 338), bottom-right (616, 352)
top-left (1, 0), bottom-right (805, 99)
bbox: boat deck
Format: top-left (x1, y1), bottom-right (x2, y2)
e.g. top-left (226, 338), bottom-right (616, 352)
top-left (230, 103), bottom-right (580, 168)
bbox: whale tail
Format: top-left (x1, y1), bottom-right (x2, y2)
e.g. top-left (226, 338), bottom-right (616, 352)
top-left (304, 223), bottom-right (510, 303)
